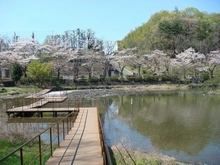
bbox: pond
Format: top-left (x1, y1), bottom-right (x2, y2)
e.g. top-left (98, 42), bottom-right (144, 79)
top-left (95, 91), bottom-right (220, 164)
top-left (0, 90), bottom-right (220, 164)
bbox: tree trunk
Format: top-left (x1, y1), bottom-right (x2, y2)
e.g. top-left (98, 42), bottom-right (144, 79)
top-left (209, 65), bottom-right (216, 78)
top-left (120, 66), bottom-right (126, 79)
top-left (57, 69), bottom-right (60, 79)
top-left (138, 64), bottom-right (141, 78)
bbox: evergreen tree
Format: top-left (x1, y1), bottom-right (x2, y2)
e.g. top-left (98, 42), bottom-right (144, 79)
top-left (11, 63), bottom-right (23, 84)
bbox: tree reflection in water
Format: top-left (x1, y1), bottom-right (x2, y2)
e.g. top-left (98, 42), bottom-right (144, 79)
top-left (99, 92), bottom-right (220, 164)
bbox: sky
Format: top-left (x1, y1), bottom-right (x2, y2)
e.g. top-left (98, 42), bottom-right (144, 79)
top-left (0, 0), bottom-right (220, 44)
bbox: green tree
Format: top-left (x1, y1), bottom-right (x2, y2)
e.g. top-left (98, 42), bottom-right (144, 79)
top-left (11, 63), bottom-right (23, 84)
top-left (27, 61), bottom-right (52, 87)
top-left (119, 7), bottom-right (220, 55)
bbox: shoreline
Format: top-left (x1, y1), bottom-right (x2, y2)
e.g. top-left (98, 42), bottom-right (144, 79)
top-left (111, 144), bottom-right (193, 165)
top-left (0, 84), bottom-right (189, 100)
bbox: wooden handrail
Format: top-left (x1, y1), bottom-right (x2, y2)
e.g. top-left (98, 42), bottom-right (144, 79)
top-left (0, 110), bottom-right (79, 165)
top-left (97, 107), bottom-right (113, 165)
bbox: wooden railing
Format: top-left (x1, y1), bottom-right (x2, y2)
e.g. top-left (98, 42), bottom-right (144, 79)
top-left (0, 110), bottom-right (79, 165)
top-left (97, 111), bottom-right (113, 165)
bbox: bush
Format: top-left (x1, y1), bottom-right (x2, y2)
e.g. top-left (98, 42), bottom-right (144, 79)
top-left (108, 75), bottom-right (120, 82)
top-left (50, 77), bottom-right (63, 86)
top-left (201, 72), bottom-right (210, 81)
top-left (99, 75), bottom-right (105, 82)
top-left (86, 76), bottom-right (99, 83)
top-left (161, 74), bottom-right (179, 82)
top-left (144, 75), bottom-right (159, 82)
top-left (20, 77), bottom-right (31, 85)
top-left (161, 74), bottom-right (171, 81)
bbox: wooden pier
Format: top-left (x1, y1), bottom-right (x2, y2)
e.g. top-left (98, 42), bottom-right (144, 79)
top-left (46, 107), bottom-right (103, 165)
top-left (6, 97), bottom-right (68, 117)
top-left (25, 89), bottom-right (52, 98)
top-left (3, 89), bottom-right (112, 165)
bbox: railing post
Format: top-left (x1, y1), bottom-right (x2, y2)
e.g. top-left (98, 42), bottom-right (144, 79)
top-left (67, 117), bottom-right (69, 133)
top-left (50, 128), bottom-right (53, 156)
top-left (20, 148), bottom-right (23, 165)
top-left (57, 123), bottom-right (60, 147)
top-left (22, 98), bottom-right (23, 111)
top-left (39, 136), bottom-right (42, 165)
top-left (63, 119), bottom-right (65, 140)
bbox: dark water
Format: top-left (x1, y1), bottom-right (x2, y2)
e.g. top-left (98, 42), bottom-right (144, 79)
top-left (96, 91), bottom-right (220, 165)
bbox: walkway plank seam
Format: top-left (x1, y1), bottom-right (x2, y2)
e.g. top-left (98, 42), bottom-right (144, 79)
top-left (46, 108), bottom-right (103, 165)
top-left (70, 110), bottom-right (88, 164)
top-left (58, 109), bottom-right (87, 164)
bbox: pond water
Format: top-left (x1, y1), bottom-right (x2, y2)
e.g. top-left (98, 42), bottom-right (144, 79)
top-left (95, 91), bottom-right (220, 165)
top-left (0, 90), bottom-right (220, 164)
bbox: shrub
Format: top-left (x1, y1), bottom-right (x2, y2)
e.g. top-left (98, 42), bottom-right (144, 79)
top-left (20, 77), bottom-right (31, 85)
top-left (108, 75), bottom-right (120, 82)
top-left (86, 76), bottom-right (99, 83)
top-left (144, 75), bottom-right (159, 82)
top-left (201, 72), bottom-right (210, 81)
top-left (99, 75), bottom-right (105, 82)
top-left (161, 74), bottom-right (179, 82)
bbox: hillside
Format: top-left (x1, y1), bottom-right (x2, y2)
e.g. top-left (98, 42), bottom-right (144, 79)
top-left (118, 7), bottom-right (220, 56)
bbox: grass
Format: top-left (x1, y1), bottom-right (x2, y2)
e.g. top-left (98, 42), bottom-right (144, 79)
top-left (111, 144), bottom-right (193, 165)
top-left (0, 138), bottom-right (56, 165)
top-left (0, 86), bottom-right (41, 98)
top-left (3, 86), bottom-right (41, 93)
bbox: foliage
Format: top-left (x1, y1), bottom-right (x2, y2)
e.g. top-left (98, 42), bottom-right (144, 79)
top-left (161, 74), bottom-right (178, 82)
top-left (144, 75), bottom-right (159, 82)
top-left (201, 72), bottom-right (210, 81)
top-left (19, 77), bottom-right (31, 85)
top-left (27, 61), bottom-right (52, 87)
top-left (108, 75), bottom-right (120, 82)
top-left (0, 138), bottom-right (55, 165)
top-left (11, 63), bottom-right (23, 84)
top-left (119, 7), bottom-right (220, 55)
top-left (203, 67), bottom-right (220, 87)
top-left (86, 76), bottom-right (99, 83)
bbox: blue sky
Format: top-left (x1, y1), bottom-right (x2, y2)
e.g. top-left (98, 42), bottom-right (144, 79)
top-left (0, 0), bottom-right (219, 44)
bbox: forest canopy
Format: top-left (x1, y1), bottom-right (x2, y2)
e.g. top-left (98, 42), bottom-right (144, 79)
top-left (118, 7), bottom-right (220, 55)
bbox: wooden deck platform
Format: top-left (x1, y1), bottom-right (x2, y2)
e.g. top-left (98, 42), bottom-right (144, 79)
top-left (25, 89), bottom-right (52, 98)
top-left (6, 97), bottom-right (68, 113)
top-left (46, 108), bottom-right (103, 165)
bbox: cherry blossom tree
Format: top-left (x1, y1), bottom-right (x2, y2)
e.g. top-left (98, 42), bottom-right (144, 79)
top-left (0, 39), bottom-right (39, 77)
top-left (206, 50), bottom-right (220, 78)
top-left (143, 50), bottom-right (168, 75)
top-left (171, 48), bottom-right (205, 79)
top-left (126, 55), bottom-right (145, 78)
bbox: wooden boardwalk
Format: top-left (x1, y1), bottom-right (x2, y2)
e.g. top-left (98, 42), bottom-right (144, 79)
top-left (6, 97), bottom-right (67, 113)
top-left (26, 89), bottom-right (52, 98)
top-left (46, 108), bottom-right (103, 165)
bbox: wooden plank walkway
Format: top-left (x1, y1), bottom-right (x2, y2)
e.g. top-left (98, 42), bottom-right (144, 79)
top-left (25, 89), bottom-right (52, 98)
top-left (46, 108), bottom-right (103, 165)
top-left (6, 97), bottom-right (67, 113)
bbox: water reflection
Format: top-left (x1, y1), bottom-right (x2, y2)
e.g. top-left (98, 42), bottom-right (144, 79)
top-left (0, 98), bottom-right (56, 142)
top-left (99, 92), bottom-right (220, 164)
top-left (1, 92), bottom-right (220, 164)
